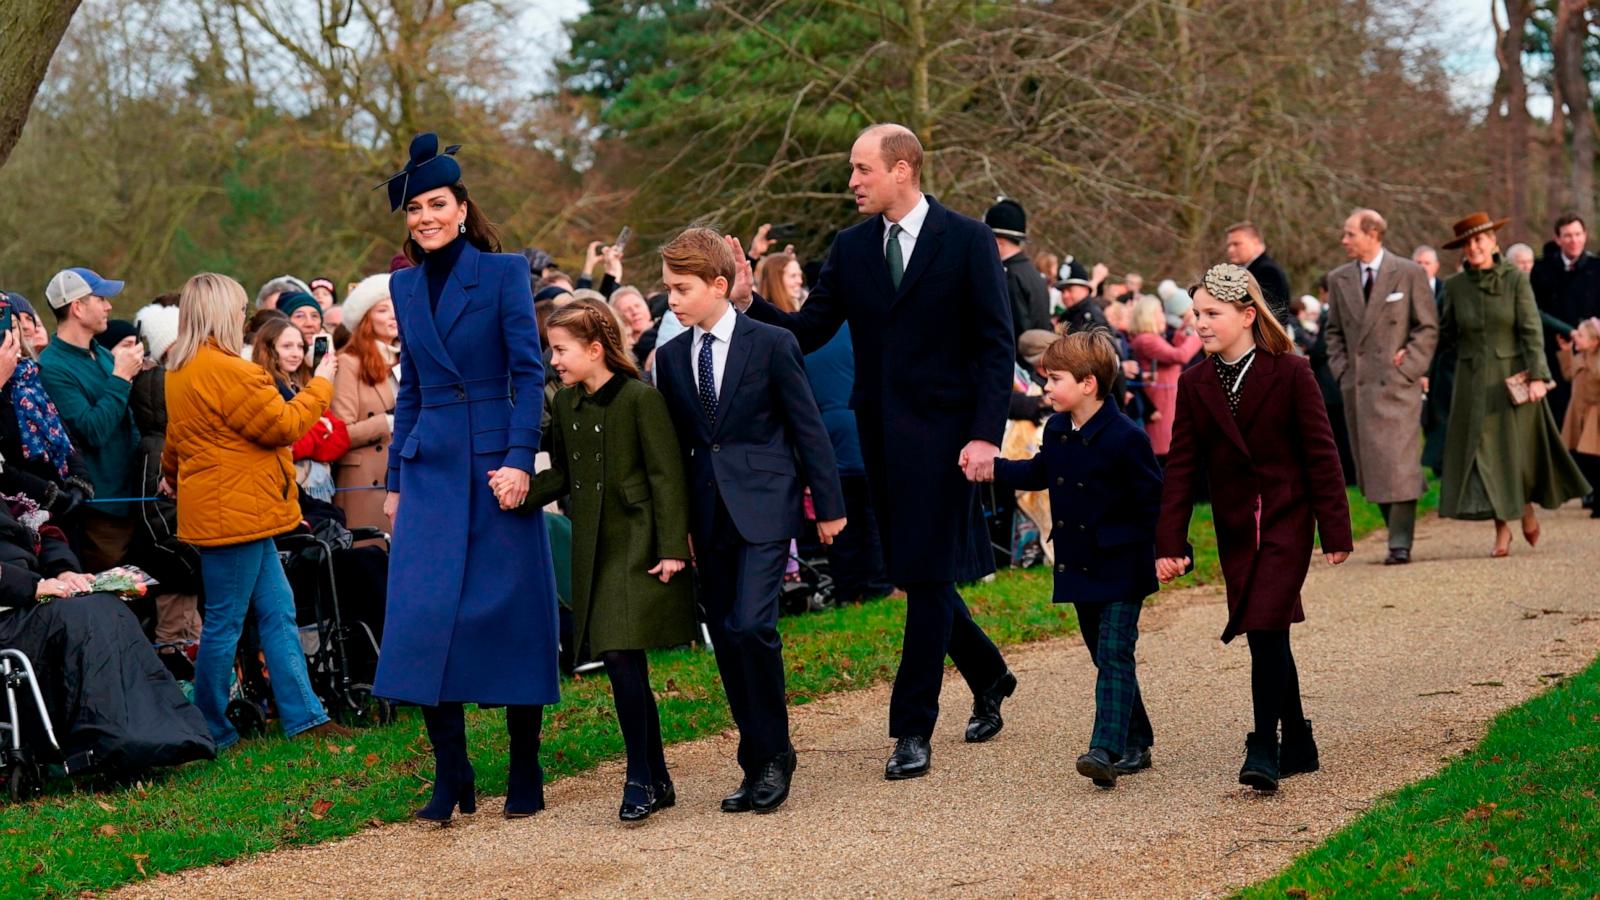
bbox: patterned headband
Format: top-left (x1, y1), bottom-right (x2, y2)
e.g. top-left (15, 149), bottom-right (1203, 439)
top-left (1202, 264), bottom-right (1251, 303)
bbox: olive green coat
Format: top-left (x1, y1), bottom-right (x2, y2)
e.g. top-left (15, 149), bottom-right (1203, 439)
top-left (1438, 261), bottom-right (1591, 520)
top-left (526, 375), bottom-right (696, 655)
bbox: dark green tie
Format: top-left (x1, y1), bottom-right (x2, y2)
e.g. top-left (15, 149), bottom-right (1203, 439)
top-left (886, 223), bottom-right (904, 290)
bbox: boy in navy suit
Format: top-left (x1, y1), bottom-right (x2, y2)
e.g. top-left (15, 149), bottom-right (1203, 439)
top-left (655, 227), bottom-right (847, 813)
top-left (987, 330), bottom-right (1163, 789)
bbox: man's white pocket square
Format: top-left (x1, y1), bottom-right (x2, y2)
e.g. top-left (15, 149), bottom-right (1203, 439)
top-left (1384, 291), bottom-right (1405, 303)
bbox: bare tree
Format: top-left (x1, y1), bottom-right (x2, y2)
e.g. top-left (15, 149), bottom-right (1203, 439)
top-left (0, 0), bottom-right (82, 168)
top-left (1491, 0), bottom-right (1532, 238)
top-left (1552, 0), bottom-right (1594, 225)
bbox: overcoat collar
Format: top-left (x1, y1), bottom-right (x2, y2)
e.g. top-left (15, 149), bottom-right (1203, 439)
top-left (1047, 398), bottom-right (1118, 444)
top-left (669, 331), bottom-right (713, 442)
top-left (573, 371), bottom-right (629, 409)
top-left (1357, 249), bottom-right (1402, 344)
top-left (892, 196), bottom-right (948, 306)
top-left (1192, 353), bottom-right (1251, 459)
top-left (401, 241), bottom-right (483, 378)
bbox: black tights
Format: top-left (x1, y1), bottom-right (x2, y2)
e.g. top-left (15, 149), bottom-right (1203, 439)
top-left (1246, 630), bottom-right (1305, 737)
top-left (602, 649), bottom-right (668, 787)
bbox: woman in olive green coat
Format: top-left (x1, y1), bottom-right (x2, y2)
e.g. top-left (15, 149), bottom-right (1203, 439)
top-left (523, 300), bottom-right (695, 823)
top-left (1437, 213), bottom-right (1591, 557)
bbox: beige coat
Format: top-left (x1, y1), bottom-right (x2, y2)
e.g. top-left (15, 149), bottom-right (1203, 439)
top-left (330, 349), bottom-right (396, 532)
top-left (1324, 249), bottom-right (1439, 503)
top-left (1559, 346), bottom-right (1600, 456)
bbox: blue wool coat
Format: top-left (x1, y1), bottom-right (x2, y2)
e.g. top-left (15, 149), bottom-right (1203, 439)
top-left (373, 242), bottom-right (561, 706)
top-left (993, 402), bottom-right (1163, 604)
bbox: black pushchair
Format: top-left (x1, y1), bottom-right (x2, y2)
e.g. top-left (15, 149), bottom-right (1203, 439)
top-left (224, 523), bottom-right (394, 738)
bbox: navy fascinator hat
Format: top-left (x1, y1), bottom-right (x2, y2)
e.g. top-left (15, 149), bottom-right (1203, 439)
top-left (375, 133), bottom-right (462, 212)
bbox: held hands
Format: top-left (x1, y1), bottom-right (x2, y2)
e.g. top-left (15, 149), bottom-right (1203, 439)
top-left (648, 558), bottom-right (686, 583)
top-left (1325, 551), bottom-right (1350, 566)
top-left (958, 440), bottom-right (1000, 482)
top-left (1156, 556), bottom-right (1191, 584)
top-left (487, 467), bottom-right (531, 510)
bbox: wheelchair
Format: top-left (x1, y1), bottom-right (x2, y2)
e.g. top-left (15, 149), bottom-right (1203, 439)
top-left (0, 649), bottom-right (94, 802)
top-left (224, 527), bottom-right (395, 738)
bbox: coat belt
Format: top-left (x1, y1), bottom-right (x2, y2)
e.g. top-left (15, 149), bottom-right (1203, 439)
top-left (419, 377), bottom-right (512, 408)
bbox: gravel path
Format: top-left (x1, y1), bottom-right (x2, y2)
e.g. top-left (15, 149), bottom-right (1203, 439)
top-left (122, 505), bottom-right (1600, 898)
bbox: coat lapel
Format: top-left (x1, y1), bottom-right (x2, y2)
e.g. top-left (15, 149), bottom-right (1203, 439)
top-left (671, 333), bottom-right (712, 442)
top-left (399, 267), bottom-right (460, 378)
top-left (713, 314), bottom-right (755, 438)
top-left (434, 242), bottom-right (482, 340)
top-left (1231, 349), bottom-right (1277, 438)
top-left (863, 216), bottom-right (898, 303)
top-left (893, 198), bottom-right (946, 307)
top-left (1358, 251), bottom-right (1399, 345)
top-left (1193, 360), bottom-right (1252, 459)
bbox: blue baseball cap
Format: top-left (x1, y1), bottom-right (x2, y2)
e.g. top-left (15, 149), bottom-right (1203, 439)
top-left (45, 267), bottom-right (125, 310)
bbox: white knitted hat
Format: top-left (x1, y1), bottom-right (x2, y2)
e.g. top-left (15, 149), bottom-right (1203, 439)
top-left (134, 304), bottom-right (181, 363)
top-left (341, 273), bottom-right (392, 331)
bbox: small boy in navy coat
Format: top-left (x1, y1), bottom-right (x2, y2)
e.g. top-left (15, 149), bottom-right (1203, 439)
top-left (987, 330), bottom-right (1163, 788)
top-left (654, 227), bottom-right (847, 814)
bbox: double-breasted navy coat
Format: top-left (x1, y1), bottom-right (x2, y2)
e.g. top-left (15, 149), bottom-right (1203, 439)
top-left (993, 402), bottom-right (1162, 604)
top-left (746, 196), bottom-right (1015, 583)
top-left (374, 242), bottom-right (561, 706)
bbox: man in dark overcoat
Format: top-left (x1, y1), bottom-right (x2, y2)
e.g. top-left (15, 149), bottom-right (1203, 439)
top-left (737, 123), bottom-right (1017, 781)
top-left (1225, 220), bottom-right (1294, 327)
top-left (986, 197), bottom-right (1052, 350)
top-left (1530, 214), bottom-right (1600, 423)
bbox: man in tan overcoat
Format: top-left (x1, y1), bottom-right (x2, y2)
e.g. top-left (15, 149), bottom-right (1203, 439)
top-left (1325, 208), bottom-right (1439, 564)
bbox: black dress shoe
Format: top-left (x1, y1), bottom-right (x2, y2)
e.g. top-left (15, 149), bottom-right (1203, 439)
top-left (1075, 748), bottom-right (1118, 788)
top-left (1383, 547), bottom-right (1411, 565)
top-left (720, 778), bottom-right (752, 813)
top-left (965, 670), bottom-right (1018, 743)
top-left (1113, 747), bottom-right (1152, 776)
top-left (1239, 731), bottom-right (1280, 792)
top-left (1279, 719), bottom-right (1320, 778)
top-left (619, 781), bottom-right (656, 823)
top-left (885, 735), bottom-right (932, 780)
top-left (653, 779), bottom-right (677, 810)
top-left (750, 749), bottom-right (797, 813)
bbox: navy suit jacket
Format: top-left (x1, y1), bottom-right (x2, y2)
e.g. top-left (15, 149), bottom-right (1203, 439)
top-left (993, 402), bottom-right (1162, 604)
top-left (657, 311), bottom-right (845, 545)
top-left (745, 195), bottom-right (1014, 582)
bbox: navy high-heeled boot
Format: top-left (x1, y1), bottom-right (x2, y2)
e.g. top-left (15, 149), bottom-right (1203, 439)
top-left (416, 703), bottom-right (476, 822)
top-left (504, 704), bottom-right (545, 818)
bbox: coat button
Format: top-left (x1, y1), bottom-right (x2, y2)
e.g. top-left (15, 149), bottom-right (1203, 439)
top-left (1055, 477), bottom-right (1063, 485)
top-left (1076, 482), bottom-right (1084, 489)
top-left (1059, 434), bottom-right (1068, 443)
top-left (573, 452), bottom-right (581, 461)
top-left (455, 386), bottom-right (466, 400)
top-left (1078, 524), bottom-right (1086, 531)
top-left (574, 480), bottom-right (581, 490)
top-left (712, 444), bottom-right (720, 452)
top-left (1055, 520), bottom-right (1064, 528)
top-left (1055, 564), bottom-right (1065, 572)
top-left (595, 453), bottom-right (602, 461)
top-left (596, 482), bottom-right (602, 490)
top-left (595, 424), bottom-right (602, 432)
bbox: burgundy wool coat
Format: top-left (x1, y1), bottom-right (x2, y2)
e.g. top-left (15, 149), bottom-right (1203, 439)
top-left (1156, 350), bottom-right (1354, 642)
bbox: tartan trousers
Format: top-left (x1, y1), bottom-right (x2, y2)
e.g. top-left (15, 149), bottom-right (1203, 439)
top-left (1074, 598), bottom-right (1154, 758)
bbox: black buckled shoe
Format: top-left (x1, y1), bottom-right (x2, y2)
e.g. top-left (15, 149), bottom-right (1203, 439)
top-left (750, 748), bottom-right (797, 814)
top-left (1113, 747), bottom-right (1152, 776)
top-left (653, 779), bottom-right (677, 810)
top-left (1075, 748), bottom-right (1118, 788)
top-left (720, 778), bottom-right (753, 813)
top-left (619, 781), bottom-right (656, 823)
top-left (885, 735), bottom-right (932, 780)
top-left (1279, 719), bottom-right (1320, 778)
top-left (965, 670), bottom-right (1018, 743)
top-left (1238, 731), bottom-right (1280, 793)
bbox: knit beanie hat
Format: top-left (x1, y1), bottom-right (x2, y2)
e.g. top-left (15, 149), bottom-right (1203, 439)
top-left (135, 303), bottom-right (181, 363)
top-left (1162, 286), bottom-right (1193, 330)
top-left (95, 319), bottom-right (141, 351)
top-left (341, 273), bottom-right (392, 331)
top-left (276, 291), bottom-right (323, 321)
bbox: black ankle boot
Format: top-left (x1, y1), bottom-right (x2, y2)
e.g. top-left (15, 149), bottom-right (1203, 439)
top-left (416, 704), bottom-right (476, 822)
top-left (1280, 718), bottom-right (1320, 778)
top-left (504, 704), bottom-right (545, 818)
top-left (1238, 731), bottom-right (1280, 792)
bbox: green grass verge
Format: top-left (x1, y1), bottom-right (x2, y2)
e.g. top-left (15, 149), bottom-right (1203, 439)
top-left (2, 485), bottom-right (1415, 895)
top-left (1240, 654), bottom-right (1600, 897)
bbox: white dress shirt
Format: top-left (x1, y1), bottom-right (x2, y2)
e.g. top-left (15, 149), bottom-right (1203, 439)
top-left (1360, 248), bottom-right (1386, 289)
top-left (692, 306), bottom-right (738, 399)
top-left (882, 193), bottom-right (930, 267)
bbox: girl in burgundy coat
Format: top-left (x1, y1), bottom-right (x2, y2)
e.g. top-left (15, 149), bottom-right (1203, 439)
top-left (1155, 264), bottom-right (1353, 793)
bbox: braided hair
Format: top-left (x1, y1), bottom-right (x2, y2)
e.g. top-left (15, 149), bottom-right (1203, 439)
top-left (547, 297), bottom-right (641, 380)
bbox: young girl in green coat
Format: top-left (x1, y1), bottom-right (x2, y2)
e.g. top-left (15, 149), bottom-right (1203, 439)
top-left (523, 299), bottom-right (696, 823)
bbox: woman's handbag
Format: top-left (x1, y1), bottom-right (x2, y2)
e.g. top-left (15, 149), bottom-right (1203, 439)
top-left (1505, 371), bottom-right (1533, 406)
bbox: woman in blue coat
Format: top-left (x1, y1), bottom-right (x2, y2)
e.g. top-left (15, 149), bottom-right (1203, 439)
top-left (373, 134), bottom-right (561, 822)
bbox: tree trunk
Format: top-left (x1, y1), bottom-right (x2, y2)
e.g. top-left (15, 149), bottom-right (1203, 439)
top-left (0, 0), bottom-right (82, 170)
top-left (1493, 0), bottom-right (1531, 237)
top-left (1554, 0), bottom-right (1595, 226)
top-left (1548, 99), bottom-right (1568, 219)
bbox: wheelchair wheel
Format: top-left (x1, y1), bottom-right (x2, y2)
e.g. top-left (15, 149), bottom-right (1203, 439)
top-left (226, 699), bottom-right (268, 738)
top-left (335, 684), bottom-right (396, 728)
top-left (3, 760), bottom-right (44, 803)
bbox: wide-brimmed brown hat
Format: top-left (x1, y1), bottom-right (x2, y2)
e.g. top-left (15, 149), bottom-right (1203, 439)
top-left (1442, 212), bottom-right (1510, 250)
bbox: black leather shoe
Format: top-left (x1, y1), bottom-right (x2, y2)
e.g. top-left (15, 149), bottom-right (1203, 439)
top-left (1113, 747), bottom-right (1152, 776)
top-left (885, 735), bottom-right (932, 780)
top-left (1239, 731), bottom-right (1280, 792)
top-left (653, 779), bottom-right (677, 810)
top-left (750, 749), bottom-right (797, 813)
top-left (720, 778), bottom-right (752, 813)
top-left (1279, 719), bottom-right (1320, 778)
top-left (1075, 748), bottom-right (1118, 788)
top-left (965, 670), bottom-right (1017, 743)
top-left (1383, 548), bottom-right (1411, 565)
top-left (619, 781), bottom-right (656, 823)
